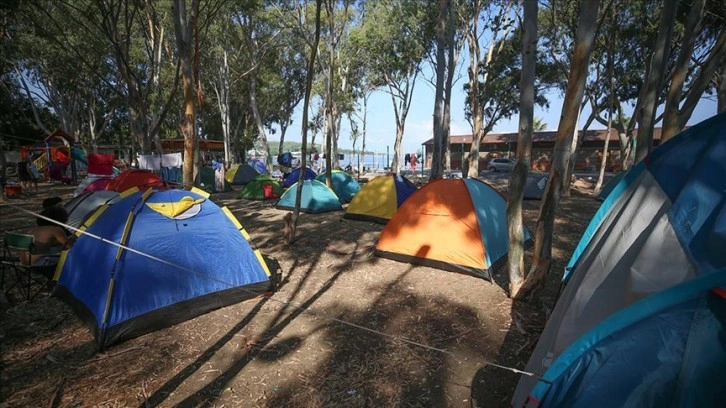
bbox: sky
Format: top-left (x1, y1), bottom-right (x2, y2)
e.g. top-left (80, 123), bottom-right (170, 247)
top-left (278, 69), bottom-right (720, 156)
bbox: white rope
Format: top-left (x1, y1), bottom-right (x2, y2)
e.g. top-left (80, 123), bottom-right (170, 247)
top-left (2, 200), bottom-right (545, 380)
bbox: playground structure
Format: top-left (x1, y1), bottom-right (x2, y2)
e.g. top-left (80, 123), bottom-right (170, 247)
top-left (21, 129), bottom-right (87, 184)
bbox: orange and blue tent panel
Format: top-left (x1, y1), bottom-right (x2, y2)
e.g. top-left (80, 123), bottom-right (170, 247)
top-left (344, 174), bottom-right (417, 224)
top-left (375, 178), bottom-right (531, 280)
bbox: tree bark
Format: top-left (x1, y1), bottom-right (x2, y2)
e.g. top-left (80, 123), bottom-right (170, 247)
top-left (661, 0), bottom-right (706, 142)
top-left (672, 28), bottom-right (726, 128)
top-left (430, 0), bottom-right (449, 180)
top-left (172, 0), bottom-right (200, 188)
top-left (249, 75), bottom-right (271, 172)
top-left (507, 0), bottom-right (537, 297)
top-left (514, 1), bottom-right (600, 300)
top-left (635, 0), bottom-right (677, 162)
top-left (289, 0), bottom-right (322, 245)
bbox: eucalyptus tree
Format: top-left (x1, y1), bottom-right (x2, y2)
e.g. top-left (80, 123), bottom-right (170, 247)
top-left (578, 0), bottom-right (726, 167)
top-left (463, 6), bottom-right (554, 178)
top-left (173, 0), bottom-right (230, 185)
top-left (349, 80), bottom-right (374, 176)
top-left (232, 1), bottom-right (281, 171)
top-left (634, 0), bottom-right (677, 161)
top-left (506, 0), bottom-right (537, 297)
top-left (430, 0), bottom-right (465, 178)
top-left (660, 0), bottom-right (725, 141)
top-left (351, 0), bottom-right (434, 174)
top-left (318, 0), bottom-right (357, 184)
top-left (514, 0), bottom-right (600, 299)
top-left (22, 0), bottom-right (182, 158)
top-left (289, 0), bottom-right (323, 245)
top-left (7, 2), bottom-right (117, 146)
top-left (463, 0), bottom-right (517, 178)
top-left (204, 3), bottom-right (238, 164)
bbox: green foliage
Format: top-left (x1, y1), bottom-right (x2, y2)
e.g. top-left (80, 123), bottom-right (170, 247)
top-left (349, 0), bottom-right (436, 88)
top-left (464, 26), bottom-right (556, 130)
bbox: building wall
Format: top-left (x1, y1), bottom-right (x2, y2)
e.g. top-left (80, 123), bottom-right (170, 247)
top-left (425, 144), bottom-right (623, 173)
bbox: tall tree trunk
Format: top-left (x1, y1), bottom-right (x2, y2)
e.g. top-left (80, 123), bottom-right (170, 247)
top-left (595, 44), bottom-right (616, 193)
top-left (465, 2), bottom-right (483, 178)
top-left (289, 0), bottom-right (322, 245)
top-left (216, 49), bottom-right (233, 165)
top-left (635, 0), bottom-right (677, 162)
top-left (562, 105), bottom-right (585, 197)
top-left (514, 1), bottom-right (599, 300)
top-left (324, 0), bottom-right (336, 186)
top-left (661, 0), bottom-right (706, 142)
top-left (430, 0), bottom-right (449, 180)
top-left (172, 0), bottom-right (200, 188)
top-left (442, 0), bottom-right (456, 175)
top-left (672, 29), bottom-right (726, 129)
top-left (359, 92), bottom-right (369, 176)
top-left (249, 73), bottom-right (272, 172)
top-left (507, 0), bottom-right (537, 297)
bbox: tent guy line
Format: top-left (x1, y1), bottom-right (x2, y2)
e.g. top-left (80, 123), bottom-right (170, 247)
top-left (4, 201), bottom-right (545, 381)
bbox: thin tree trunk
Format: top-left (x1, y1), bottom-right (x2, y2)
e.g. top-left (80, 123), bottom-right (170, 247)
top-left (514, 1), bottom-right (599, 300)
top-left (431, 0), bottom-right (448, 180)
top-left (661, 0), bottom-right (705, 142)
top-left (507, 0), bottom-right (537, 297)
top-left (442, 0), bottom-right (457, 175)
top-left (465, 4), bottom-right (483, 178)
top-left (172, 0), bottom-right (200, 187)
top-left (249, 74), bottom-right (272, 172)
top-left (289, 0), bottom-right (322, 245)
top-left (635, 0), bottom-right (677, 162)
top-left (673, 29), bottom-right (726, 128)
top-left (359, 92), bottom-right (369, 176)
top-left (595, 44), bottom-right (616, 193)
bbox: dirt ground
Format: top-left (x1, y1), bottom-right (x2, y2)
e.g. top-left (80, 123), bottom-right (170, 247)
top-left (0, 174), bottom-right (601, 408)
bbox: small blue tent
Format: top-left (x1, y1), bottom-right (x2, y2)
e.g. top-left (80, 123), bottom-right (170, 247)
top-left (315, 170), bottom-right (361, 203)
top-left (54, 188), bottom-right (271, 350)
top-left (276, 180), bottom-right (342, 213)
top-left (512, 113), bottom-right (726, 407)
top-left (247, 158), bottom-right (268, 175)
top-left (283, 167), bottom-right (317, 188)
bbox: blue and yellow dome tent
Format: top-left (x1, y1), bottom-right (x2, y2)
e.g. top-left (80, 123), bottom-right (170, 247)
top-left (276, 180), bottom-right (342, 214)
top-left (512, 113), bottom-right (726, 407)
top-left (53, 188), bottom-right (272, 350)
top-left (315, 170), bottom-right (361, 203)
top-left (343, 174), bottom-right (417, 224)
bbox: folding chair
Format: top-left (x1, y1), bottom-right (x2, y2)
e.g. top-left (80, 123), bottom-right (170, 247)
top-left (1, 232), bottom-right (57, 301)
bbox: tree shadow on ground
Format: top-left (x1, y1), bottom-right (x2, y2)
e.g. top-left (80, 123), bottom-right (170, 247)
top-left (469, 196), bottom-right (599, 407)
top-left (262, 265), bottom-right (494, 407)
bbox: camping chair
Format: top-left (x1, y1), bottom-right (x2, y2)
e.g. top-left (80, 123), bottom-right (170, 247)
top-left (1, 232), bottom-right (57, 301)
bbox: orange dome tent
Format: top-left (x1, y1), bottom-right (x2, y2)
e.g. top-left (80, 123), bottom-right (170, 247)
top-left (375, 178), bottom-right (532, 280)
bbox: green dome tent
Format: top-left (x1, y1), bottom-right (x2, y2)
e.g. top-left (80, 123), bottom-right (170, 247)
top-left (239, 174), bottom-right (283, 200)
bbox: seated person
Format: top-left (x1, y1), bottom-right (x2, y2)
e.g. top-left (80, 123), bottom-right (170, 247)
top-left (20, 206), bottom-right (72, 266)
top-left (42, 196), bottom-right (63, 210)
